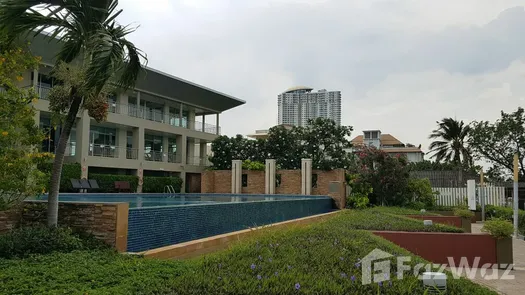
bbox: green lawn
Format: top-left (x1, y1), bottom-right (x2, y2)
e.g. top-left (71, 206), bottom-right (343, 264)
top-left (0, 209), bottom-right (491, 294)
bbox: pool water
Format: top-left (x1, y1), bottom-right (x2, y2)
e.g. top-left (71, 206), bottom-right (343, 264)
top-left (43, 194), bottom-right (325, 208)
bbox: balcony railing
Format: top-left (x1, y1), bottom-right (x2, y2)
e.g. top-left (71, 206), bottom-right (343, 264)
top-left (192, 121), bottom-right (220, 134)
top-left (144, 150), bottom-right (163, 162)
top-left (186, 156), bottom-right (211, 166)
top-left (37, 85), bottom-right (52, 100)
top-left (89, 144), bottom-right (118, 158)
top-left (167, 152), bottom-right (182, 163)
top-left (126, 148), bottom-right (138, 160)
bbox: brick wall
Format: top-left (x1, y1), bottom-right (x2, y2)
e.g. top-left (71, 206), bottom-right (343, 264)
top-left (3, 201), bottom-right (129, 252)
top-left (202, 169), bottom-right (345, 196)
top-left (275, 170), bottom-right (301, 194)
top-left (241, 170), bottom-right (265, 194)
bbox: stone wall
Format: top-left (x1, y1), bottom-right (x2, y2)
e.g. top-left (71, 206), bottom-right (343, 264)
top-left (0, 209), bottom-right (19, 233)
top-left (201, 170), bottom-right (231, 193)
top-left (275, 170), bottom-right (301, 194)
top-left (312, 169), bottom-right (346, 195)
top-left (1, 201), bottom-right (129, 252)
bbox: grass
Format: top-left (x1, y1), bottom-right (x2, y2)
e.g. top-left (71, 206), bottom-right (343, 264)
top-left (0, 209), bottom-right (490, 294)
top-left (367, 206), bottom-right (442, 216)
top-left (340, 209), bottom-right (463, 233)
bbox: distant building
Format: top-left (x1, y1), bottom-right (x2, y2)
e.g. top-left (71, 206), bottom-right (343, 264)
top-left (246, 124), bottom-right (294, 140)
top-left (350, 130), bottom-right (424, 163)
top-left (278, 86), bottom-right (341, 127)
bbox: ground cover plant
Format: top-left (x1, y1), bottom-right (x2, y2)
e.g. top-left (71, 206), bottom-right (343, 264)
top-left (366, 206), bottom-right (442, 216)
top-left (0, 209), bottom-right (489, 294)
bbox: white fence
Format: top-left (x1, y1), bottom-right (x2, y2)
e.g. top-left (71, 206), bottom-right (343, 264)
top-left (433, 186), bottom-right (506, 207)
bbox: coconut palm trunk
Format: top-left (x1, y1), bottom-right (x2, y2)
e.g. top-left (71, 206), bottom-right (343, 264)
top-left (47, 94), bottom-right (82, 226)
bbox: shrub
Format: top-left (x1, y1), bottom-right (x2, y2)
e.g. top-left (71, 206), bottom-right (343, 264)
top-left (88, 174), bottom-right (138, 193)
top-left (143, 176), bottom-right (183, 193)
top-left (406, 178), bottom-right (437, 208)
top-left (482, 218), bottom-right (514, 239)
top-left (0, 226), bottom-right (107, 259)
top-left (369, 206), bottom-right (441, 216)
top-left (454, 208), bottom-right (475, 219)
top-left (38, 162), bottom-right (81, 192)
top-left (242, 160), bottom-right (265, 171)
top-left (484, 205), bottom-right (525, 235)
top-left (345, 173), bottom-right (372, 209)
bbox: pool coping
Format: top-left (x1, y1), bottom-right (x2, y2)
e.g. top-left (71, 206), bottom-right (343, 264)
top-left (134, 210), bottom-right (342, 259)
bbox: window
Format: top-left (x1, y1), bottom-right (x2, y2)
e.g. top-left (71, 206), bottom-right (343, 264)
top-left (275, 174), bottom-right (281, 188)
top-left (242, 174), bottom-right (248, 187)
top-left (312, 174), bottom-right (318, 188)
top-left (89, 126), bottom-right (116, 157)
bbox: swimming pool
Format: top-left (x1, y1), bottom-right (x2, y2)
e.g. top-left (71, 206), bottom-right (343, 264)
top-left (45, 193), bottom-right (334, 252)
top-left (46, 193), bottom-right (327, 208)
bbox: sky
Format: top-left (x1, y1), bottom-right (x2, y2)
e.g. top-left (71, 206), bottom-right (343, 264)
top-left (116, 0), bottom-right (525, 157)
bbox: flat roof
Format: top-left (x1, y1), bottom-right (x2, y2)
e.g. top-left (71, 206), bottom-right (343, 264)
top-left (27, 32), bottom-right (245, 113)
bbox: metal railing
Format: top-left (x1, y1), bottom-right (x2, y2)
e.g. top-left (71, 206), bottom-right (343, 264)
top-left (192, 120), bottom-right (219, 134)
top-left (126, 148), bottom-right (138, 160)
top-left (186, 156), bottom-right (211, 166)
top-left (89, 144), bottom-right (119, 158)
top-left (144, 150), bottom-right (163, 162)
top-left (37, 85), bottom-right (52, 100)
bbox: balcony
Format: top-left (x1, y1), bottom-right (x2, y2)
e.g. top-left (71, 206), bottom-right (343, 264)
top-left (144, 150), bottom-right (163, 162)
top-left (167, 152), bottom-right (182, 163)
top-left (88, 144), bottom-right (138, 159)
top-left (36, 85), bottom-right (52, 100)
top-left (186, 156), bottom-right (211, 167)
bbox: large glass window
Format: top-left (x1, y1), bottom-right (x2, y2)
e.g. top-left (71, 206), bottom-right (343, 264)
top-left (89, 126), bottom-right (117, 157)
top-left (107, 93), bottom-right (117, 113)
top-left (169, 107), bottom-right (180, 127)
top-left (144, 134), bottom-right (163, 161)
top-left (141, 100), bottom-right (164, 122)
top-left (167, 137), bottom-right (178, 163)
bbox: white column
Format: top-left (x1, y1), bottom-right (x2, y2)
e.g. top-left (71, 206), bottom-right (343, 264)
top-left (119, 93), bottom-right (128, 114)
top-left (216, 113), bottom-right (220, 135)
top-left (199, 142), bottom-right (207, 165)
top-left (467, 179), bottom-right (476, 210)
top-left (301, 159), bottom-right (312, 195)
top-left (188, 109), bottom-right (195, 130)
top-left (163, 104), bottom-right (170, 124)
top-left (232, 160), bottom-right (242, 194)
top-left (76, 111), bottom-right (90, 179)
top-left (32, 69), bottom-right (38, 88)
top-left (117, 128), bottom-right (127, 159)
top-left (265, 159), bottom-right (276, 194)
top-left (162, 135), bottom-right (169, 162)
top-left (186, 137), bottom-right (195, 164)
top-left (133, 126), bottom-right (144, 162)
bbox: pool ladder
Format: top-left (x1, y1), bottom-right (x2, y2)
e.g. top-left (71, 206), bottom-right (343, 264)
top-left (164, 185), bottom-right (176, 194)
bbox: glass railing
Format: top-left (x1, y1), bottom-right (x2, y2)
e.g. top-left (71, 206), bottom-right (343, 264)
top-left (167, 152), bottom-right (181, 163)
top-left (186, 156), bottom-right (211, 166)
top-left (89, 144), bottom-right (118, 158)
top-left (37, 85), bottom-right (52, 100)
top-left (144, 150), bottom-right (163, 162)
top-left (192, 121), bottom-right (219, 134)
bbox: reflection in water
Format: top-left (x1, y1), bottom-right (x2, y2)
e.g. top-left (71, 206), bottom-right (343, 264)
top-left (52, 194), bottom-right (316, 208)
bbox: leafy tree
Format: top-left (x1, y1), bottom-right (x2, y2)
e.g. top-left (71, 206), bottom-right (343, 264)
top-left (0, 0), bottom-right (146, 226)
top-left (301, 118), bottom-right (354, 170)
top-left (265, 125), bottom-right (303, 169)
top-left (0, 36), bottom-right (52, 210)
top-left (469, 107), bottom-right (525, 178)
top-left (428, 118), bottom-right (472, 167)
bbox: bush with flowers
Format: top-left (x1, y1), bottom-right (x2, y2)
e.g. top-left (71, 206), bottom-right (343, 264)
top-left (0, 38), bottom-right (51, 210)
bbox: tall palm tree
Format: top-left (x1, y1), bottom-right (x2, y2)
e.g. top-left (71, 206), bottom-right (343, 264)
top-left (0, 0), bottom-right (146, 226)
top-left (428, 118), bottom-right (472, 167)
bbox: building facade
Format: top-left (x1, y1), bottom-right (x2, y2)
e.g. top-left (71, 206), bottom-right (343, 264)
top-left (277, 86), bottom-right (341, 127)
top-left (350, 130), bottom-right (424, 163)
top-left (18, 33), bottom-right (245, 192)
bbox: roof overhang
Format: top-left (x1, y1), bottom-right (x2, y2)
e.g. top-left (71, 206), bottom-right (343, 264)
top-left (26, 32), bottom-right (245, 113)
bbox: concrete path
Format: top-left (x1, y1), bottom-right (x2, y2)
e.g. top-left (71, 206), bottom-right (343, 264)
top-left (450, 223), bottom-right (525, 295)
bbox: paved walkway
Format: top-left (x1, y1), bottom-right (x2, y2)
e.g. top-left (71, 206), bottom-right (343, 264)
top-left (449, 223), bottom-right (525, 295)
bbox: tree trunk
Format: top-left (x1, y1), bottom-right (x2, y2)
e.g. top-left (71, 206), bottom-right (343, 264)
top-left (47, 95), bottom-right (83, 227)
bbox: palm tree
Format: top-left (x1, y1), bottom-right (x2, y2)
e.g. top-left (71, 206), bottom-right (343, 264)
top-left (0, 0), bottom-right (146, 226)
top-left (428, 118), bottom-right (472, 167)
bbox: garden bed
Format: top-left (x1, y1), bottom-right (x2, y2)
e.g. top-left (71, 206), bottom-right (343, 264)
top-left (0, 209), bottom-right (494, 294)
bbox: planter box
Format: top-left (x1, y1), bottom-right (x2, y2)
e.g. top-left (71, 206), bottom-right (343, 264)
top-left (429, 210), bottom-right (480, 223)
top-left (407, 215), bottom-right (461, 228)
top-left (496, 238), bottom-right (513, 268)
top-left (461, 217), bottom-right (472, 233)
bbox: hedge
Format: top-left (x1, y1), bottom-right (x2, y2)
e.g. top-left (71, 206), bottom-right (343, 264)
top-left (37, 162), bottom-right (81, 192)
top-left (0, 211), bottom-right (494, 294)
top-left (88, 174), bottom-right (139, 193)
top-left (143, 176), bottom-right (183, 193)
top-left (485, 204), bottom-right (525, 235)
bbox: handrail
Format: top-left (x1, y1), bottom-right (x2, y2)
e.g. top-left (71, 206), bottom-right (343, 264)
top-left (164, 185), bottom-right (175, 194)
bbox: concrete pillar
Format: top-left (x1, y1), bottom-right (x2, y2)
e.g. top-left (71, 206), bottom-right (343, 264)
top-left (265, 159), bottom-right (276, 194)
top-left (32, 69), bottom-right (38, 88)
top-left (117, 128), bottom-right (127, 159)
top-left (76, 111), bottom-right (90, 179)
top-left (163, 104), bottom-right (170, 124)
top-left (133, 166), bottom-right (144, 193)
top-left (33, 109), bottom-right (40, 128)
top-left (216, 113), bottom-right (220, 135)
top-left (179, 103), bottom-right (183, 127)
top-left (180, 171), bottom-right (186, 193)
top-left (119, 93), bottom-right (128, 114)
top-left (301, 159), bottom-right (312, 195)
top-left (136, 91), bottom-right (142, 118)
top-left (199, 142), bottom-right (207, 165)
top-left (188, 109), bottom-right (195, 130)
top-left (187, 137), bottom-right (195, 164)
top-left (162, 135), bottom-right (169, 162)
top-left (231, 160), bottom-right (242, 194)
top-left (202, 115), bottom-right (205, 133)
top-left (133, 126), bottom-right (145, 162)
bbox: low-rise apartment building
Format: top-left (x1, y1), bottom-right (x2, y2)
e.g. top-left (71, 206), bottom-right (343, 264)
top-left (18, 33), bottom-right (245, 192)
top-left (350, 130), bottom-right (424, 163)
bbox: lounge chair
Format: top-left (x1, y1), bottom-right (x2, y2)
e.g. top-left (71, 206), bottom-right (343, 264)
top-left (88, 179), bottom-right (100, 190)
top-left (115, 181), bottom-right (131, 193)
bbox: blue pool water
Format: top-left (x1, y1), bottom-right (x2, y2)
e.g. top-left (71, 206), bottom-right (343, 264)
top-left (44, 193), bottom-right (327, 208)
top-left (43, 193), bottom-right (334, 252)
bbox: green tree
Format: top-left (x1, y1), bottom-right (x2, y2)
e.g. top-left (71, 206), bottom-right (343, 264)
top-left (0, 0), bottom-right (146, 226)
top-left (428, 118), bottom-right (472, 167)
top-left (469, 107), bottom-right (525, 178)
top-left (0, 36), bottom-right (51, 210)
